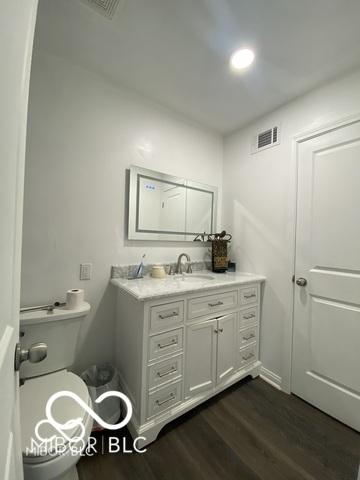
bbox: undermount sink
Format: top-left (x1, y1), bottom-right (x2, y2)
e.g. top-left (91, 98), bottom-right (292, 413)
top-left (176, 274), bottom-right (215, 282)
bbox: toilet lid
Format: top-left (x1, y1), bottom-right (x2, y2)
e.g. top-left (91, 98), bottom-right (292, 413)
top-left (20, 370), bottom-right (91, 458)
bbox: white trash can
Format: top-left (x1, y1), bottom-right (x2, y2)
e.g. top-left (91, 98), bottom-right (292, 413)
top-left (81, 363), bottom-right (121, 429)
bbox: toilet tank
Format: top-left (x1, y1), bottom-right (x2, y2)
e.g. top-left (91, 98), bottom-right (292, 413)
top-left (19, 302), bottom-right (90, 379)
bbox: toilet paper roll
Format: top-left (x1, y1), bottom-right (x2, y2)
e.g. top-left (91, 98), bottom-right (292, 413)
top-left (66, 289), bottom-right (85, 310)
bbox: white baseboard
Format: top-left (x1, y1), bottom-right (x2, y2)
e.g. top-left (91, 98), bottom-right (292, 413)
top-left (260, 366), bottom-right (282, 390)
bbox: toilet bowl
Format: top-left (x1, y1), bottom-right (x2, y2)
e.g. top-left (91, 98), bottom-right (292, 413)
top-left (19, 303), bottom-right (93, 480)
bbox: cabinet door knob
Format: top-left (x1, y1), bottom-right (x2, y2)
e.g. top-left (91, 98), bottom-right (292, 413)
top-left (296, 277), bottom-right (307, 287)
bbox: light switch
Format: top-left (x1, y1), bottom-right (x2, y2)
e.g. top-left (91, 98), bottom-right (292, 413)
top-left (80, 263), bottom-right (92, 281)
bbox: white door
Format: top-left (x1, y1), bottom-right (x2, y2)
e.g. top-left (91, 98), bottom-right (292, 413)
top-left (0, 1), bottom-right (38, 478)
top-left (292, 119), bottom-right (360, 431)
top-left (216, 313), bottom-right (237, 385)
top-left (185, 319), bottom-right (217, 398)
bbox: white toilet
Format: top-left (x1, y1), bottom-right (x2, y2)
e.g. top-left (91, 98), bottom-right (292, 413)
top-left (19, 303), bottom-right (93, 480)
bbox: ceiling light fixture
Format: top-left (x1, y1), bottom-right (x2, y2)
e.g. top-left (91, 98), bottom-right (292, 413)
top-left (230, 48), bottom-right (255, 71)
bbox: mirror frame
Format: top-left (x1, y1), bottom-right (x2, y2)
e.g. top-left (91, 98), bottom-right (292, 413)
top-left (128, 165), bottom-right (218, 241)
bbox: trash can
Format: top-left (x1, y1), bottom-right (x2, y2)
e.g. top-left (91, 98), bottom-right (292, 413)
top-left (81, 363), bottom-right (121, 429)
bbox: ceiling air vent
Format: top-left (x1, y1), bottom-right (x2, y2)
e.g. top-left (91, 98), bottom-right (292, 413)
top-left (251, 125), bottom-right (280, 154)
top-left (81, 0), bottom-right (124, 19)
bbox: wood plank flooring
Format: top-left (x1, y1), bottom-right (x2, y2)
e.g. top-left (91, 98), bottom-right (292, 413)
top-left (78, 377), bottom-right (360, 480)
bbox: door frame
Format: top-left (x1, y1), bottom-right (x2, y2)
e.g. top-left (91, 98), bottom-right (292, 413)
top-left (281, 112), bottom-right (360, 394)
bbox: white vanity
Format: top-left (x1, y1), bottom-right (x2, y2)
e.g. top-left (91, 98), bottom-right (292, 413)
top-left (112, 271), bottom-right (265, 446)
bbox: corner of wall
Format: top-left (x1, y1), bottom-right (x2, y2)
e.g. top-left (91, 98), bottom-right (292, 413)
top-left (260, 366), bottom-right (282, 391)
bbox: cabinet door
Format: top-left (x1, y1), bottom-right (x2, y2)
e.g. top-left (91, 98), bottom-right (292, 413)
top-left (185, 318), bottom-right (217, 398)
top-left (216, 313), bottom-right (237, 385)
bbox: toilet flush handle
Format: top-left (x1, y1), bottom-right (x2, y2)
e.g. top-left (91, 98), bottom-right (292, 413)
top-left (14, 342), bottom-right (48, 371)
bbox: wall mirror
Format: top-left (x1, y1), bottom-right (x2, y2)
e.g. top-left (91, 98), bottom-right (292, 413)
top-left (128, 165), bottom-right (217, 241)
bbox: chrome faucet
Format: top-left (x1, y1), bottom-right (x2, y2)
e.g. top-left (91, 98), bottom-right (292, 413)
top-left (176, 253), bottom-right (192, 274)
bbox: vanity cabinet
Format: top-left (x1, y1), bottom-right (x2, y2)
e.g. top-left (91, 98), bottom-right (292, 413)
top-left (114, 278), bottom-right (263, 447)
top-left (185, 312), bottom-right (237, 397)
top-left (185, 318), bottom-right (217, 396)
top-left (216, 312), bottom-right (237, 384)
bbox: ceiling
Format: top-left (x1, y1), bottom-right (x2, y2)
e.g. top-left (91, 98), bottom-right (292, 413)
top-left (34, 0), bottom-right (360, 134)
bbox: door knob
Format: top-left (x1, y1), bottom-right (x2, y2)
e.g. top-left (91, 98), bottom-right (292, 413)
top-left (14, 342), bottom-right (48, 371)
top-left (296, 277), bottom-right (307, 287)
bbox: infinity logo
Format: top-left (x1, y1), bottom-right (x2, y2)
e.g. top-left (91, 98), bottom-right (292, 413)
top-left (34, 390), bottom-right (133, 444)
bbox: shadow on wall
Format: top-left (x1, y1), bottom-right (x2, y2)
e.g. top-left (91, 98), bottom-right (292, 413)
top-left (232, 199), bottom-right (285, 272)
top-left (231, 199), bottom-right (291, 377)
top-left (74, 282), bottom-right (116, 374)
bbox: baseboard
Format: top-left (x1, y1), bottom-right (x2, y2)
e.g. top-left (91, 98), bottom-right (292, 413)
top-left (260, 366), bottom-right (282, 390)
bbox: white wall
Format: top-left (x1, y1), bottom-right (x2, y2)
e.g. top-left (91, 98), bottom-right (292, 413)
top-left (223, 67), bottom-right (360, 389)
top-left (21, 50), bottom-right (223, 372)
top-left (24, 47), bottom-right (360, 387)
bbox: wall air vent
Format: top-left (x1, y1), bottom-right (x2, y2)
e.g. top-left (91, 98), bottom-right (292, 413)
top-left (81, 0), bottom-right (124, 19)
top-left (251, 125), bottom-right (280, 154)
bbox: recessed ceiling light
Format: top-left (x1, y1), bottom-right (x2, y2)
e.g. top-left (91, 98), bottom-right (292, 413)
top-left (230, 49), bottom-right (255, 71)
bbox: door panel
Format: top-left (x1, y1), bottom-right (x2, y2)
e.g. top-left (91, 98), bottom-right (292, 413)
top-left (311, 140), bottom-right (360, 270)
top-left (292, 120), bottom-right (360, 431)
top-left (0, 1), bottom-right (38, 478)
top-left (309, 297), bottom-right (360, 392)
top-left (185, 319), bottom-right (217, 398)
top-left (216, 313), bottom-right (237, 385)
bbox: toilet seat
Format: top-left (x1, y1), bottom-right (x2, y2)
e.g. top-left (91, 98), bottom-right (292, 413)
top-left (20, 370), bottom-right (92, 462)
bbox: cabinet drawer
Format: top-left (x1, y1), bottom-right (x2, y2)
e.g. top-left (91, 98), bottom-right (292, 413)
top-left (150, 301), bottom-right (184, 333)
top-left (239, 344), bottom-right (257, 369)
top-left (148, 328), bottom-right (183, 362)
top-left (147, 381), bottom-right (182, 418)
top-left (239, 285), bottom-right (258, 305)
top-left (148, 355), bottom-right (182, 390)
top-left (188, 290), bottom-right (238, 320)
top-left (239, 325), bottom-right (257, 348)
top-left (239, 306), bottom-right (258, 329)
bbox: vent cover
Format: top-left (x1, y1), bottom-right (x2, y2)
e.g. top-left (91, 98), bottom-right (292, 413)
top-left (81, 0), bottom-right (123, 19)
top-left (252, 125), bottom-right (280, 154)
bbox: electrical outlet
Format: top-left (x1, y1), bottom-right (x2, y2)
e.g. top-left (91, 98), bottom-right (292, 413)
top-left (80, 263), bottom-right (92, 281)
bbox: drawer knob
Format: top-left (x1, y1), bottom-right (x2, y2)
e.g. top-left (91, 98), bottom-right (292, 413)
top-left (243, 333), bottom-right (255, 341)
top-left (243, 313), bottom-right (255, 320)
top-left (158, 339), bottom-right (177, 349)
top-left (208, 301), bottom-right (224, 307)
top-left (244, 293), bottom-right (256, 299)
top-left (159, 311), bottom-right (178, 320)
top-left (242, 352), bottom-right (255, 361)
top-left (156, 393), bottom-right (175, 406)
top-left (157, 367), bottom-right (176, 378)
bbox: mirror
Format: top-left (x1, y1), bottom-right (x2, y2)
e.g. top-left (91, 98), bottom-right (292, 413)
top-left (128, 166), bottom-right (217, 241)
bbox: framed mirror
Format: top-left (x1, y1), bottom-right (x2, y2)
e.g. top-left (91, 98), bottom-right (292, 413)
top-left (128, 165), bottom-right (217, 241)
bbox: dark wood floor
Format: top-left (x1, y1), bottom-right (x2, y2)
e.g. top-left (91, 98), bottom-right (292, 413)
top-left (78, 378), bottom-right (360, 480)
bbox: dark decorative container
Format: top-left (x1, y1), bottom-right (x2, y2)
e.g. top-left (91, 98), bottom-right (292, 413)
top-left (211, 239), bottom-right (229, 273)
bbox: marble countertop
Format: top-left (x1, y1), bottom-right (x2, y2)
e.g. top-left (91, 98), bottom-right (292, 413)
top-left (111, 271), bottom-right (266, 301)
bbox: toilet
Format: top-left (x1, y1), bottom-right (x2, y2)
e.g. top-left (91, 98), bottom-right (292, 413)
top-left (19, 303), bottom-right (93, 480)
